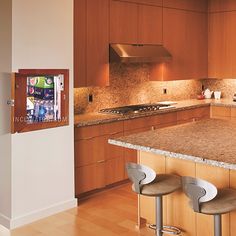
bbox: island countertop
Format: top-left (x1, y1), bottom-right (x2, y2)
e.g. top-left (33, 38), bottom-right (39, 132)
top-left (108, 119), bottom-right (236, 170)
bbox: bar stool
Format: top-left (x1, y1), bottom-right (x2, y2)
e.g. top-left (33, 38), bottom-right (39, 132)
top-left (182, 176), bottom-right (236, 236)
top-left (126, 162), bottom-right (182, 236)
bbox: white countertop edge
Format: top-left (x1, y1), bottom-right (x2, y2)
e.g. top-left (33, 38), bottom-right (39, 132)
top-left (108, 139), bottom-right (236, 170)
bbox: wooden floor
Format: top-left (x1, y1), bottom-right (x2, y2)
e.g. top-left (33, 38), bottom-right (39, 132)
top-left (9, 184), bottom-right (154, 236)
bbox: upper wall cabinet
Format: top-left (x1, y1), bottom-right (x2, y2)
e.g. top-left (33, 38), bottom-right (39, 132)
top-left (110, 1), bottom-right (138, 44)
top-left (138, 4), bottom-right (163, 44)
top-left (110, 0), bottom-right (163, 45)
top-left (74, 0), bottom-right (109, 88)
top-left (151, 8), bottom-right (208, 81)
top-left (208, 1), bottom-right (236, 79)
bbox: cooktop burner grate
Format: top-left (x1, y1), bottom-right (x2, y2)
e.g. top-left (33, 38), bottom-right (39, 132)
top-left (99, 103), bottom-right (175, 115)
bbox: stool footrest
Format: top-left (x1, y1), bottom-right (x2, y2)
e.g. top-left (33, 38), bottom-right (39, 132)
top-left (149, 224), bottom-right (181, 235)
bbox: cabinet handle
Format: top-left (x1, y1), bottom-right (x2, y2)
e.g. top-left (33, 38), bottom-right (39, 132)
top-left (97, 160), bottom-right (105, 163)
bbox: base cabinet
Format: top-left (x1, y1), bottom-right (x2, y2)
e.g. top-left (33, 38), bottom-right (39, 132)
top-left (75, 121), bottom-right (124, 196)
top-left (74, 106), bottom-right (210, 196)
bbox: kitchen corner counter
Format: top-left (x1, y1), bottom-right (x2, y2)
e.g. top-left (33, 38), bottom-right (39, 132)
top-left (109, 119), bottom-right (236, 170)
top-left (74, 99), bottom-right (211, 127)
top-left (74, 99), bottom-right (236, 127)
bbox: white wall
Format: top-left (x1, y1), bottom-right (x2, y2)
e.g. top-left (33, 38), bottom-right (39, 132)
top-left (10, 0), bottom-right (76, 228)
top-left (0, 0), bottom-right (12, 229)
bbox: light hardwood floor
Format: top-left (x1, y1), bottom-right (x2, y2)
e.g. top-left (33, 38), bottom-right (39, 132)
top-left (9, 184), bottom-right (155, 236)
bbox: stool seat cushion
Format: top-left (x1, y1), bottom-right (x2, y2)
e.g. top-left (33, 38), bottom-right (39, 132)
top-left (133, 174), bottom-right (181, 197)
top-left (197, 188), bottom-right (236, 215)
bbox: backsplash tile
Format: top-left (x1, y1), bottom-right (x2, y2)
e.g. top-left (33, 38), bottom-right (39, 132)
top-left (202, 79), bottom-right (236, 99)
top-left (74, 64), bottom-right (202, 114)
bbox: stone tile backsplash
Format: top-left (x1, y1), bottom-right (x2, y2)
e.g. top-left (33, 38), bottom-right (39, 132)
top-left (202, 79), bottom-right (236, 99)
top-left (74, 63), bottom-right (203, 114)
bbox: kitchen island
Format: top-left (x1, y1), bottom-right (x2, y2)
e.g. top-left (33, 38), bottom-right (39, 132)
top-left (109, 119), bottom-right (236, 236)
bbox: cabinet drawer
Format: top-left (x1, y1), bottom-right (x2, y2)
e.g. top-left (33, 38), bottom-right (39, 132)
top-left (75, 121), bottom-right (123, 141)
top-left (100, 121), bottom-right (123, 136)
top-left (75, 163), bottom-right (105, 195)
top-left (75, 136), bottom-right (106, 167)
top-left (124, 117), bottom-right (150, 131)
top-left (74, 125), bottom-right (100, 140)
top-left (177, 107), bottom-right (210, 122)
top-left (211, 106), bottom-right (231, 118)
top-left (231, 108), bottom-right (236, 118)
top-left (149, 112), bottom-right (177, 126)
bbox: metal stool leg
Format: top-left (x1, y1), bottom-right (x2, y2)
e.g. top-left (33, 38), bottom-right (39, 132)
top-left (214, 214), bottom-right (222, 236)
top-left (156, 196), bottom-right (163, 236)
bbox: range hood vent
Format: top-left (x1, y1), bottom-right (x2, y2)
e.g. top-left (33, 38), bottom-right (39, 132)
top-left (109, 44), bottom-right (172, 63)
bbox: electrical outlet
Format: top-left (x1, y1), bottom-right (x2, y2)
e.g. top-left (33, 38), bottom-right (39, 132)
top-left (88, 94), bottom-right (93, 103)
top-left (163, 88), bottom-right (167, 94)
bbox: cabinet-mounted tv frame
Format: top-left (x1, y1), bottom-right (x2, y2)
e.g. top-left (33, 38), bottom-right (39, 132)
top-left (11, 69), bottom-right (69, 133)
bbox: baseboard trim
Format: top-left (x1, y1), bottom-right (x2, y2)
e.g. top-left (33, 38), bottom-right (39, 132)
top-left (0, 213), bottom-right (11, 229)
top-left (10, 198), bottom-right (77, 229)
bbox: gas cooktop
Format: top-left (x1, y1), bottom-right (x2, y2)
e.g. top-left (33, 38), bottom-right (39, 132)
top-left (99, 103), bottom-right (176, 115)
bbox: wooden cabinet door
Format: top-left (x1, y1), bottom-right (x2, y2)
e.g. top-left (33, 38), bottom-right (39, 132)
top-left (87, 0), bottom-right (109, 86)
top-left (110, 0), bottom-right (138, 44)
top-left (152, 8), bottom-right (207, 81)
top-left (105, 131), bottom-right (125, 184)
top-left (138, 4), bottom-right (163, 44)
top-left (208, 11), bottom-right (236, 79)
top-left (74, 0), bottom-right (109, 87)
top-left (74, 0), bottom-right (86, 87)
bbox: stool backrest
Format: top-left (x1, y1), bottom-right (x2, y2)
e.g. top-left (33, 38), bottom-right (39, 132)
top-left (182, 176), bottom-right (218, 212)
top-left (126, 162), bottom-right (156, 194)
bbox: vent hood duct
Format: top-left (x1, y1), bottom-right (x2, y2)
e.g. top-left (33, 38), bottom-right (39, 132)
top-left (109, 44), bottom-right (172, 63)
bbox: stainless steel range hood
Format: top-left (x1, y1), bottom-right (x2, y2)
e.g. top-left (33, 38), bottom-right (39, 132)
top-left (109, 44), bottom-right (172, 63)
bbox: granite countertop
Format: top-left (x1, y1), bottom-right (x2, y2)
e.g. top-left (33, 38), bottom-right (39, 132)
top-left (74, 99), bottom-right (236, 127)
top-left (109, 119), bottom-right (236, 170)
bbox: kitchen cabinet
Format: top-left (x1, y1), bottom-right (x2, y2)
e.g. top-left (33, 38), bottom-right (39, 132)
top-left (151, 8), bottom-right (208, 81)
top-left (75, 107), bottom-right (210, 196)
top-left (208, 11), bottom-right (236, 79)
top-left (177, 107), bottom-right (210, 124)
top-left (74, 0), bottom-right (109, 87)
top-left (110, 1), bottom-right (138, 44)
top-left (110, 0), bottom-right (163, 45)
top-left (210, 106), bottom-right (234, 120)
top-left (138, 4), bottom-right (163, 44)
top-left (74, 121), bottom-right (124, 196)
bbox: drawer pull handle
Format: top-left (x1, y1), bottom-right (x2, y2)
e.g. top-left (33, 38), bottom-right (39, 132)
top-left (97, 160), bottom-right (105, 163)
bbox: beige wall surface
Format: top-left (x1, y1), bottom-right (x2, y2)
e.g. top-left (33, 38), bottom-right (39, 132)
top-left (10, 0), bottom-right (76, 229)
top-left (0, 0), bottom-right (12, 228)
